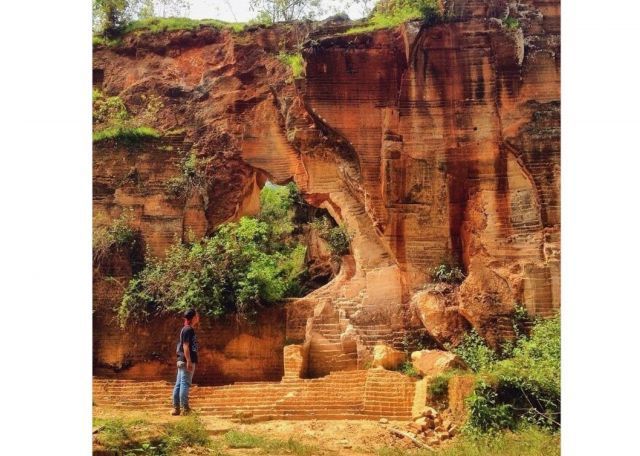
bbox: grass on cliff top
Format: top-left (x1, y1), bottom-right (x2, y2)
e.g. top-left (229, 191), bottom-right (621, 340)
top-left (122, 17), bottom-right (246, 35)
top-left (346, 10), bottom-right (422, 34)
top-left (93, 126), bottom-right (161, 144)
top-left (92, 35), bottom-right (122, 47)
top-left (345, 1), bottom-right (441, 35)
top-left (93, 17), bottom-right (246, 46)
top-left (376, 426), bottom-right (559, 456)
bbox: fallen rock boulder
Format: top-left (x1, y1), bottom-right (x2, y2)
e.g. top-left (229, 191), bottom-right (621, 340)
top-left (371, 343), bottom-right (406, 370)
top-left (411, 287), bottom-right (471, 345)
top-left (411, 350), bottom-right (467, 377)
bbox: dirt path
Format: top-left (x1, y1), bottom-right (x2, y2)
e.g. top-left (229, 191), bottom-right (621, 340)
top-left (94, 407), bottom-right (423, 455)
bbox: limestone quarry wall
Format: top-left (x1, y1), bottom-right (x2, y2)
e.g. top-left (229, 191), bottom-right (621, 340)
top-left (94, 271), bottom-right (286, 385)
top-left (93, 0), bottom-right (560, 378)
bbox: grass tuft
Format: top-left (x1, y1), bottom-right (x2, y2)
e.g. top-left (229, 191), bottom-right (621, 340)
top-left (93, 126), bottom-right (161, 144)
top-left (224, 430), bottom-right (320, 455)
top-left (278, 52), bottom-right (305, 78)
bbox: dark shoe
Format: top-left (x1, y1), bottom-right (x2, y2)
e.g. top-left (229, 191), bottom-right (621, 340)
top-left (170, 407), bottom-right (180, 416)
top-left (181, 407), bottom-right (192, 416)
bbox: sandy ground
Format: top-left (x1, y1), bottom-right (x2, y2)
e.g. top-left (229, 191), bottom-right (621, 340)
top-left (94, 407), bottom-right (424, 455)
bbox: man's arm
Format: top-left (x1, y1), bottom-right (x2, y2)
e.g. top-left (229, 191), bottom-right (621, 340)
top-left (183, 341), bottom-right (192, 371)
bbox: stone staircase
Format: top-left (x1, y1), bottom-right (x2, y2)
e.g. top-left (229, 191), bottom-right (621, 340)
top-left (93, 368), bottom-right (415, 422)
top-left (306, 301), bottom-right (358, 378)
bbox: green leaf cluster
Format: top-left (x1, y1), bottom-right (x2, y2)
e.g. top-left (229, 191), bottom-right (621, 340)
top-left (457, 315), bottom-right (561, 433)
top-left (503, 17), bottom-right (520, 30)
top-left (277, 52), bottom-right (305, 78)
top-left (118, 183), bottom-right (307, 326)
top-left (451, 328), bottom-right (497, 372)
top-left (93, 212), bottom-right (139, 263)
top-left (431, 261), bottom-right (466, 284)
top-left (92, 89), bottom-right (161, 144)
top-left (311, 216), bottom-right (351, 258)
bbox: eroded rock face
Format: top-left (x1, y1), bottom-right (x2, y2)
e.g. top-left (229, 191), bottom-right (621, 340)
top-left (411, 350), bottom-right (468, 377)
top-left (93, 0), bottom-right (560, 378)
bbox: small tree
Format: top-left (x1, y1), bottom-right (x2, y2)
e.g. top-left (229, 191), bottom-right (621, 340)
top-left (93, 0), bottom-right (192, 36)
top-left (249, 0), bottom-right (323, 23)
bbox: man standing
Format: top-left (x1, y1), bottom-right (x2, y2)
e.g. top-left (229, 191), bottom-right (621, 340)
top-left (171, 308), bottom-right (199, 416)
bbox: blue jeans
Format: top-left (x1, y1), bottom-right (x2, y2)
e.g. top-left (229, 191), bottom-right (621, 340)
top-left (172, 363), bottom-right (195, 409)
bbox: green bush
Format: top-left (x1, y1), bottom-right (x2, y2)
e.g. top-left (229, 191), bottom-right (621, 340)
top-left (431, 262), bottom-right (466, 284)
top-left (465, 381), bottom-right (517, 433)
top-left (93, 88), bottom-right (128, 125)
top-left (457, 315), bottom-right (560, 434)
top-left (278, 52), bottom-right (305, 78)
top-left (503, 17), bottom-right (520, 30)
top-left (119, 184), bottom-right (307, 326)
top-left (165, 152), bottom-right (201, 199)
top-left (398, 360), bottom-right (420, 378)
top-left (311, 216), bottom-right (351, 258)
top-left (93, 212), bottom-right (139, 263)
top-left (451, 329), bottom-right (497, 373)
top-left (427, 373), bottom-right (451, 401)
top-left (491, 316), bottom-right (560, 430)
top-left (92, 88), bottom-right (161, 144)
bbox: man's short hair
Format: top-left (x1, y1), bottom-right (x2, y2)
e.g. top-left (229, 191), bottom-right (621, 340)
top-left (184, 309), bottom-right (197, 321)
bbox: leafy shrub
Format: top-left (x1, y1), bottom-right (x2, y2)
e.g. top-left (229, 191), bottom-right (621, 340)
top-left (398, 360), bottom-right (420, 378)
top-left (431, 261), bottom-right (466, 284)
top-left (451, 329), bottom-right (497, 373)
top-left (93, 88), bottom-right (161, 144)
top-left (311, 216), bottom-right (351, 258)
top-left (503, 17), bottom-right (520, 30)
top-left (427, 373), bottom-right (451, 401)
top-left (465, 381), bottom-right (516, 433)
top-left (93, 212), bottom-right (139, 263)
top-left (93, 88), bottom-right (128, 125)
top-left (500, 304), bottom-right (533, 357)
top-left (458, 315), bottom-right (560, 434)
top-left (346, 0), bottom-right (442, 34)
top-left (119, 184), bottom-right (307, 326)
top-left (491, 316), bottom-right (560, 430)
top-left (165, 152), bottom-right (202, 199)
top-left (278, 52), bottom-right (305, 78)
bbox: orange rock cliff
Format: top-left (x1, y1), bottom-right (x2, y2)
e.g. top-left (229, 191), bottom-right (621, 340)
top-left (93, 0), bottom-right (559, 383)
